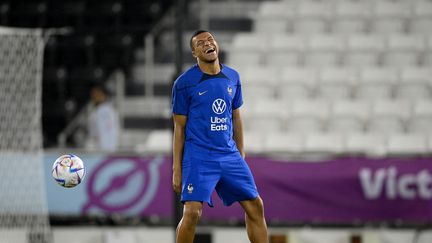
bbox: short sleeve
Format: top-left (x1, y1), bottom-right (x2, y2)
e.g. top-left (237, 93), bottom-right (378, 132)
top-left (232, 78), bottom-right (243, 110)
top-left (172, 80), bottom-right (190, 115)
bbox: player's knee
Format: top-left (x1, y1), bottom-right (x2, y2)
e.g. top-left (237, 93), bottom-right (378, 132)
top-left (256, 197), bottom-right (266, 214)
top-left (246, 197), bottom-right (265, 220)
top-left (184, 208), bottom-right (202, 224)
top-left (183, 204), bottom-right (202, 224)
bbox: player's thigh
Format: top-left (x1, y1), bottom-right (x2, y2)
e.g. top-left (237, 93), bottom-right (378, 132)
top-left (181, 159), bottom-right (222, 206)
top-left (220, 158), bottom-right (257, 190)
top-left (216, 159), bottom-right (258, 205)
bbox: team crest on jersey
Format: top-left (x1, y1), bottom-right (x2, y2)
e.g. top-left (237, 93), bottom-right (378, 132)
top-left (187, 183), bottom-right (194, 194)
top-left (227, 86), bottom-right (233, 96)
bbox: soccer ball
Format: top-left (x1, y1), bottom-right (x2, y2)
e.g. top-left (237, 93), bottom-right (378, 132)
top-left (52, 154), bottom-right (85, 188)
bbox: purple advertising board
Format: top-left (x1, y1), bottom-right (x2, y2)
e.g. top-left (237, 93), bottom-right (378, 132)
top-left (44, 154), bottom-right (432, 224)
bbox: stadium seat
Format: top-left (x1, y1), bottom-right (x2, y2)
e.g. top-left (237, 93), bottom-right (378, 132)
top-left (409, 1), bottom-right (432, 33)
top-left (279, 67), bottom-right (317, 100)
top-left (120, 97), bottom-right (170, 117)
top-left (242, 84), bottom-right (276, 101)
top-left (367, 99), bottom-right (412, 134)
top-left (317, 68), bottom-right (357, 99)
top-left (142, 130), bottom-right (171, 153)
top-left (118, 129), bottom-right (148, 151)
top-left (244, 132), bottom-right (265, 154)
top-left (386, 133), bottom-right (429, 155)
top-left (372, 99), bottom-right (412, 119)
top-left (287, 116), bottom-right (324, 134)
top-left (355, 68), bottom-right (398, 99)
top-left (345, 133), bottom-right (386, 155)
top-left (286, 99), bottom-right (330, 134)
top-left (293, 0), bottom-right (331, 34)
top-left (410, 18), bottom-right (432, 34)
top-left (244, 129), bottom-right (265, 154)
top-left (304, 133), bottom-right (345, 154)
top-left (378, 230), bottom-right (416, 243)
top-left (411, 99), bottom-right (432, 118)
top-left (240, 65), bottom-right (279, 100)
top-left (400, 67), bottom-right (432, 84)
top-left (228, 34), bottom-right (266, 65)
top-left (131, 64), bottom-right (175, 84)
top-left (290, 99), bottom-right (330, 119)
top-left (409, 118), bottom-right (432, 135)
top-left (422, 35), bottom-right (432, 65)
top-left (254, 17), bottom-right (289, 34)
top-left (408, 100), bottom-right (432, 134)
top-left (413, 1), bottom-right (432, 19)
top-left (241, 66), bottom-right (279, 85)
top-left (429, 135), bottom-right (432, 153)
top-left (396, 67), bottom-right (431, 99)
top-left (304, 35), bottom-right (345, 66)
top-left (253, 2), bottom-right (293, 33)
top-left (243, 98), bottom-right (288, 122)
top-left (199, 1), bottom-right (257, 19)
top-left (327, 99), bottom-right (371, 133)
top-left (383, 35), bottom-right (425, 67)
top-left (267, 35), bottom-right (306, 66)
top-left (371, 1), bottom-right (410, 33)
top-left (332, 100), bottom-right (371, 121)
top-left (227, 51), bottom-right (262, 66)
top-left (331, 1), bottom-right (371, 33)
top-left (263, 132), bottom-right (305, 154)
top-left (244, 115), bottom-right (284, 134)
top-left (326, 116), bottom-right (364, 134)
top-left (345, 35), bottom-right (385, 67)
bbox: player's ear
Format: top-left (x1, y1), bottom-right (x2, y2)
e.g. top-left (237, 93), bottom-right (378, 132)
top-left (191, 49), bottom-right (197, 58)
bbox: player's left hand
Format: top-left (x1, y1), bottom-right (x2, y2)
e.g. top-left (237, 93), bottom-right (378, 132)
top-left (172, 169), bottom-right (182, 195)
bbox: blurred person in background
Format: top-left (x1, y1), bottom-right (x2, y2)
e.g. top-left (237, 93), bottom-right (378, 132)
top-left (172, 30), bottom-right (268, 243)
top-left (87, 83), bottom-right (119, 152)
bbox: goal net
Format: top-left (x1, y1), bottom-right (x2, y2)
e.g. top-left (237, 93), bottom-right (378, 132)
top-left (0, 27), bottom-right (51, 243)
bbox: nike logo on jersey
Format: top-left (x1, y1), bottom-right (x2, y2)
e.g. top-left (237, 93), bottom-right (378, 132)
top-left (198, 91), bottom-right (208, 96)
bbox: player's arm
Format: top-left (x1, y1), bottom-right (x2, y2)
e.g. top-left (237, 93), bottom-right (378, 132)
top-left (233, 108), bottom-right (245, 159)
top-left (172, 114), bottom-right (187, 194)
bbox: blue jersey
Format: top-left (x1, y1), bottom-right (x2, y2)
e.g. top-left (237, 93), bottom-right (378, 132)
top-left (172, 64), bottom-right (243, 161)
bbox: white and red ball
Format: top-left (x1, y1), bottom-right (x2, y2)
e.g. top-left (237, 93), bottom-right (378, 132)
top-left (52, 154), bottom-right (85, 188)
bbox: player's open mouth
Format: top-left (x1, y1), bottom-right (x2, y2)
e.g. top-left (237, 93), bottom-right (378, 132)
top-left (205, 48), bottom-right (215, 54)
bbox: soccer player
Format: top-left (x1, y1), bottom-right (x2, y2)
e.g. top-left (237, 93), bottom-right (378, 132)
top-left (171, 30), bottom-right (268, 243)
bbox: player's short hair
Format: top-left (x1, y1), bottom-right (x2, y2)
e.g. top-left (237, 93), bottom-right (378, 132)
top-left (190, 30), bottom-right (209, 51)
top-left (90, 82), bottom-right (110, 96)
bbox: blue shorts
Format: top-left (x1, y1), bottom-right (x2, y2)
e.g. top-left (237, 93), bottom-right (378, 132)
top-left (181, 158), bottom-right (259, 207)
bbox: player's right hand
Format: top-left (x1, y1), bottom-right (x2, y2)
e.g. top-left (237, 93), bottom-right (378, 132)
top-left (172, 169), bottom-right (182, 195)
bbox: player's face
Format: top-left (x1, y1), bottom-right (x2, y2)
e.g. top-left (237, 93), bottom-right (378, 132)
top-left (90, 88), bottom-right (105, 105)
top-left (192, 32), bottom-right (219, 63)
